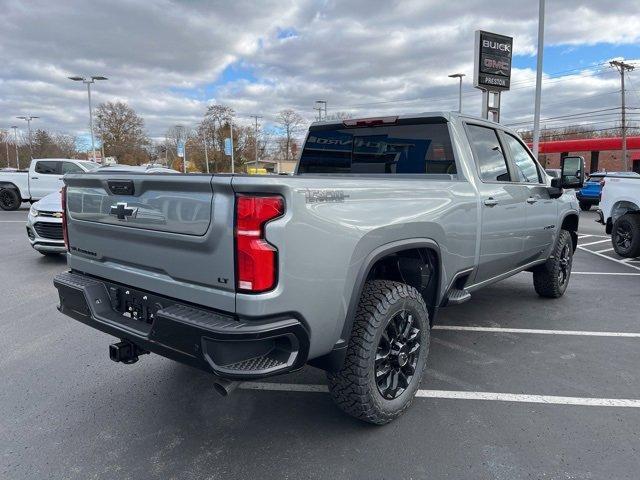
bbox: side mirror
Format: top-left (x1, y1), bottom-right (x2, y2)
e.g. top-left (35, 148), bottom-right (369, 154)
top-left (551, 155), bottom-right (585, 190)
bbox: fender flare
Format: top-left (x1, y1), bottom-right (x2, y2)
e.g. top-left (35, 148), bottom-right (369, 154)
top-left (339, 238), bottom-right (442, 342)
top-left (0, 182), bottom-right (22, 201)
top-left (558, 210), bottom-right (579, 250)
top-left (0, 181), bottom-right (20, 192)
top-left (308, 238), bottom-right (443, 373)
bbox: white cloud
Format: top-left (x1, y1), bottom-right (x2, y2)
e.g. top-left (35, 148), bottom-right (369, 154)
top-left (0, 0), bottom-right (639, 141)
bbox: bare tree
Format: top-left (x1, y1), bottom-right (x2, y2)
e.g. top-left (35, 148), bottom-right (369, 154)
top-left (325, 111), bottom-right (353, 121)
top-left (276, 109), bottom-right (305, 164)
top-left (95, 101), bottom-right (150, 164)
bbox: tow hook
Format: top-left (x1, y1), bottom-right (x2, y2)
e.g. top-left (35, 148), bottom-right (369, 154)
top-left (109, 340), bottom-right (149, 364)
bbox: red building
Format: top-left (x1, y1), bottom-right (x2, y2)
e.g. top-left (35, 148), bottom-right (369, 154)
top-left (532, 136), bottom-right (640, 174)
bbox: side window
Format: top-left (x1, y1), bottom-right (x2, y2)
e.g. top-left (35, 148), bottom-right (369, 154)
top-left (503, 134), bottom-right (541, 183)
top-left (466, 125), bottom-right (511, 182)
top-left (34, 161), bottom-right (60, 175)
top-left (62, 162), bottom-right (84, 174)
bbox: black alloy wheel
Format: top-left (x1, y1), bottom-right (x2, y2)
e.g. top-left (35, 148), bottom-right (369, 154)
top-left (557, 242), bottom-right (572, 288)
top-left (0, 189), bottom-right (20, 210)
top-left (375, 310), bottom-right (421, 400)
top-left (615, 222), bottom-right (633, 251)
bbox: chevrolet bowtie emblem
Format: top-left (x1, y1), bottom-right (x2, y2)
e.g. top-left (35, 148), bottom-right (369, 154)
top-left (110, 202), bottom-right (138, 220)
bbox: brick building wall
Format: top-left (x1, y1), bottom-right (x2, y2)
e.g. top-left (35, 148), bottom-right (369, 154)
top-left (539, 150), bottom-right (640, 173)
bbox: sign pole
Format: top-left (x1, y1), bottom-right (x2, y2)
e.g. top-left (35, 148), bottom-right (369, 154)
top-left (474, 30), bottom-right (513, 123)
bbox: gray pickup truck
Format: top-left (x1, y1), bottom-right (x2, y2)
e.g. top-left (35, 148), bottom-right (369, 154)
top-left (53, 112), bottom-right (584, 424)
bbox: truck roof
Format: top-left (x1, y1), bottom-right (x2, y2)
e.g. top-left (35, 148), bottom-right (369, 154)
top-left (310, 111), bottom-right (503, 129)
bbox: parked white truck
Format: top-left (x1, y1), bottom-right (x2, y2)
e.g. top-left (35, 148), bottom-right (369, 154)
top-left (598, 175), bottom-right (640, 258)
top-left (0, 158), bottom-right (99, 210)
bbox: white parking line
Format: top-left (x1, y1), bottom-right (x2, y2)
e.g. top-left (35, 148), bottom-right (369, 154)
top-left (577, 246), bottom-right (640, 272)
top-left (595, 247), bottom-right (615, 253)
top-left (578, 239), bottom-right (610, 247)
top-left (432, 325), bottom-right (640, 337)
top-left (620, 258), bottom-right (640, 263)
top-left (573, 271), bottom-right (640, 276)
top-left (239, 382), bottom-right (640, 408)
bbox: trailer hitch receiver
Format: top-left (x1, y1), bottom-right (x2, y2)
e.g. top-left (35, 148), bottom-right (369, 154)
top-left (109, 340), bottom-right (148, 364)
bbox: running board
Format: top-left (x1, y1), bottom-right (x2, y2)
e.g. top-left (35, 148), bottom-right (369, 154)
top-left (446, 288), bottom-right (471, 305)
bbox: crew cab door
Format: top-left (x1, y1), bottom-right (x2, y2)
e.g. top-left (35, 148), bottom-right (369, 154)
top-left (501, 132), bottom-right (557, 262)
top-left (466, 124), bottom-right (529, 284)
top-left (30, 160), bottom-right (63, 200)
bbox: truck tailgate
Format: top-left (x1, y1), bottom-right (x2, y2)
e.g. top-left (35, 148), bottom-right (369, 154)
top-left (64, 173), bottom-right (236, 312)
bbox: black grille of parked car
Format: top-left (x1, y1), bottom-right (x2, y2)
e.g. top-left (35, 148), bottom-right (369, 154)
top-left (33, 222), bottom-right (64, 240)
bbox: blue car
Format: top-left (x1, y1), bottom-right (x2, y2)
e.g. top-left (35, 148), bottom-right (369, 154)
top-left (577, 171), bottom-right (640, 211)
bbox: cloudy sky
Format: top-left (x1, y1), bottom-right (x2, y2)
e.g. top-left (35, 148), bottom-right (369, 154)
top-left (1, 0), bottom-right (640, 147)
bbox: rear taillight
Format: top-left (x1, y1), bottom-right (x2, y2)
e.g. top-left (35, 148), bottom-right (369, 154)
top-left (600, 179), bottom-right (606, 188)
top-left (235, 195), bottom-right (284, 293)
top-left (61, 186), bottom-right (69, 251)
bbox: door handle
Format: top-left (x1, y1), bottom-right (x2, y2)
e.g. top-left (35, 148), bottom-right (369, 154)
top-left (31, 176), bottom-right (38, 179)
top-left (526, 197), bottom-right (538, 204)
top-left (483, 198), bottom-right (498, 207)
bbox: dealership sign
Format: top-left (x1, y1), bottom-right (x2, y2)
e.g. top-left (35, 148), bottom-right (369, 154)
top-left (474, 30), bottom-right (513, 91)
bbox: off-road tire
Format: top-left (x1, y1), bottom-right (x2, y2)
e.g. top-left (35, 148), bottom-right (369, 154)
top-left (0, 188), bottom-right (21, 211)
top-left (327, 280), bottom-right (430, 425)
top-left (612, 214), bottom-right (640, 258)
top-left (579, 201), bottom-right (591, 211)
top-left (533, 229), bottom-right (574, 298)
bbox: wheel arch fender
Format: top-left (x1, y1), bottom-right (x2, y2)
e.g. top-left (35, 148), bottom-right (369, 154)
top-left (611, 200), bottom-right (640, 223)
top-left (559, 210), bottom-right (579, 251)
top-left (342, 238), bottom-right (442, 341)
top-left (309, 238), bottom-right (443, 373)
top-left (0, 181), bottom-right (22, 196)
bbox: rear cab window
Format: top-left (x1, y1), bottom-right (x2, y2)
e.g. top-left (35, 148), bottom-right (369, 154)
top-left (34, 161), bottom-right (61, 175)
top-left (297, 119), bottom-right (457, 176)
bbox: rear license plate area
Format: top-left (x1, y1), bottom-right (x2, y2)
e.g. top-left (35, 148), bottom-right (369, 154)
top-left (107, 286), bottom-right (166, 325)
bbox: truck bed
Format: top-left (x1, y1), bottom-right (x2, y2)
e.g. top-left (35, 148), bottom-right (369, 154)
top-left (64, 170), bottom-right (477, 358)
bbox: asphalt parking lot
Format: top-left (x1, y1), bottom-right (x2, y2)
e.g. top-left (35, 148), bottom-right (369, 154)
top-left (1, 207), bottom-right (639, 480)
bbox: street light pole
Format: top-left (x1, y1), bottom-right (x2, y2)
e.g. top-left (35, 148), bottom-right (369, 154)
top-left (16, 116), bottom-right (38, 160)
top-left (203, 130), bottom-right (210, 174)
top-left (11, 126), bottom-right (19, 169)
top-left (249, 114), bottom-right (262, 171)
top-left (4, 132), bottom-right (9, 168)
top-left (532, 0), bottom-right (546, 161)
top-left (68, 76), bottom-right (108, 163)
top-left (448, 74), bottom-right (465, 113)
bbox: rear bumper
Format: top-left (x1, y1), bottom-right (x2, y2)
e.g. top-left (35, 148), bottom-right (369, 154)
top-left (53, 271), bottom-right (309, 379)
top-left (576, 192), bottom-right (600, 203)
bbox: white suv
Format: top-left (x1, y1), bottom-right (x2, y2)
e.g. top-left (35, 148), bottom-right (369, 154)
top-left (598, 176), bottom-right (640, 258)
